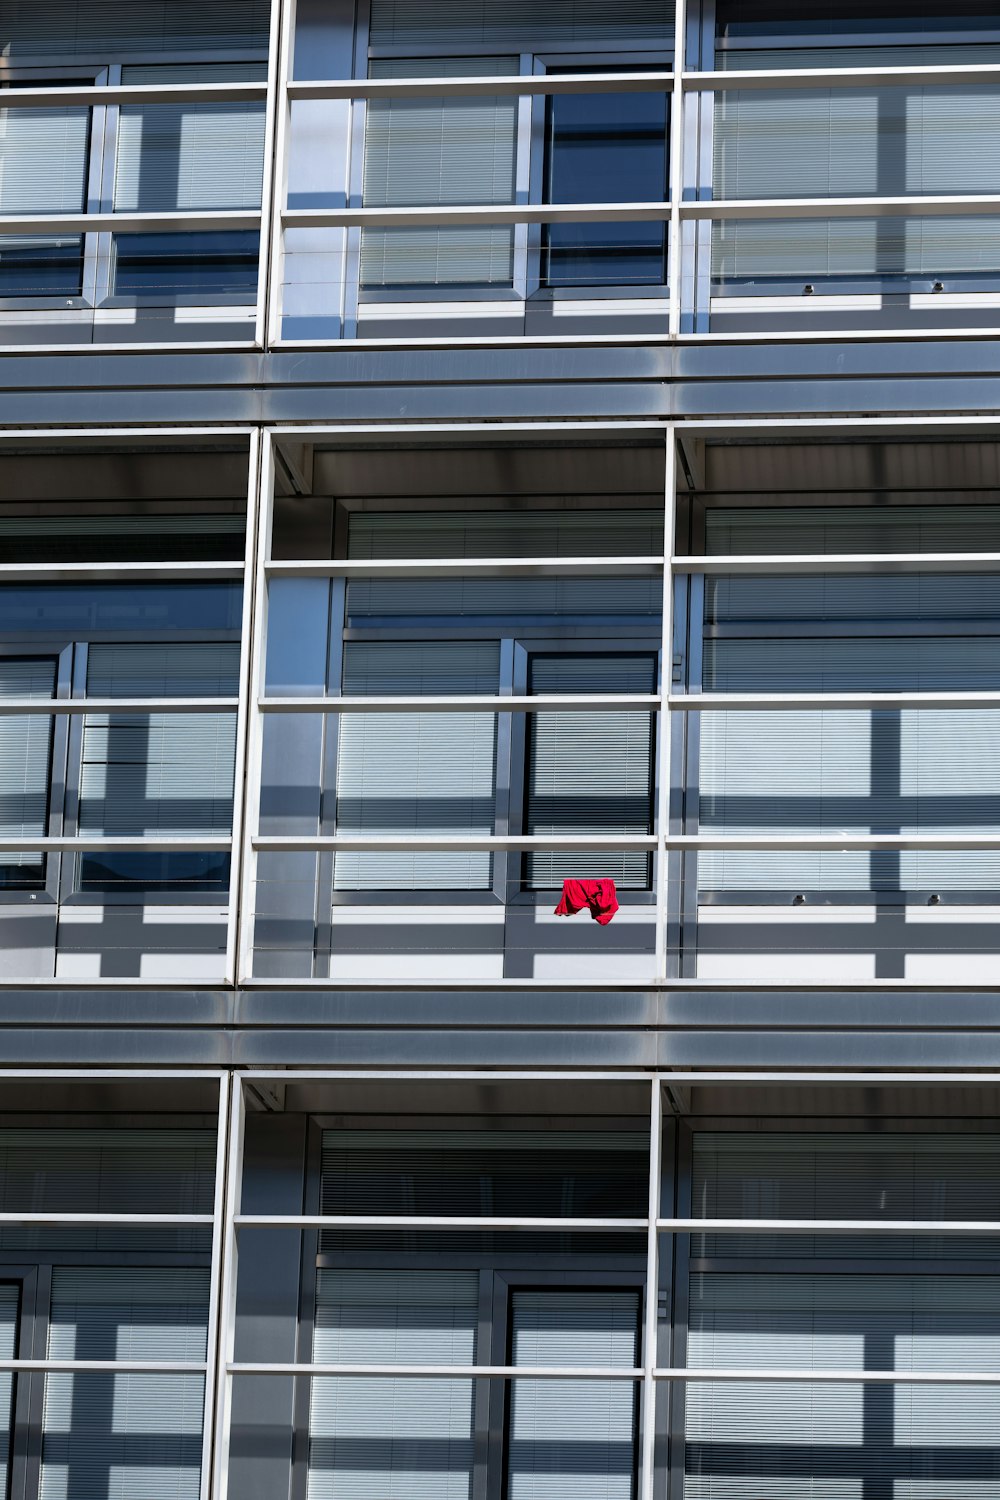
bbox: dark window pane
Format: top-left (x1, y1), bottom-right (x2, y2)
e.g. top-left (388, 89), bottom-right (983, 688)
top-left (112, 231), bottom-right (259, 296)
top-left (543, 90), bottom-right (667, 287)
top-left (78, 851), bottom-right (231, 893)
top-left (0, 583), bottom-right (242, 635)
top-left (0, 237), bottom-right (83, 297)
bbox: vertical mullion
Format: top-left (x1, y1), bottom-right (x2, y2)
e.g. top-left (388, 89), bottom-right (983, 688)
top-left (235, 430), bottom-right (274, 985)
top-left (640, 1077), bottom-right (663, 1500)
top-left (655, 430), bottom-right (677, 979)
top-left (200, 1072), bottom-right (232, 1500)
top-left (226, 428), bottom-right (263, 986)
top-left (263, 0), bottom-right (294, 347)
top-left (667, 0), bottom-right (687, 336)
top-left (210, 1074), bottom-right (246, 1500)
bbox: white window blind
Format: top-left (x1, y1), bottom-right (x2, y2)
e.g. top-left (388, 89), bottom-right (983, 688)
top-left (80, 643), bottom-right (239, 839)
top-left (525, 654), bottom-right (656, 890)
top-left (115, 66), bottom-right (266, 213)
top-left (685, 1131), bottom-right (1000, 1499)
top-left (0, 1287), bottom-right (18, 1500)
top-left (368, 0), bottom-right (673, 50)
top-left (690, 1131), bottom-right (1000, 1261)
top-left (334, 642), bottom-right (499, 891)
top-left (0, 101), bottom-right (89, 213)
top-left (706, 504), bottom-right (1000, 558)
top-left (0, 0), bottom-right (271, 60)
top-left (307, 1269), bottom-right (479, 1500)
top-left (0, 657), bottom-right (56, 880)
top-left (362, 58), bottom-right (516, 289)
top-left (40, 1267), bottom-right (209, 1500)
top-left (346, 576), bottom-right (662, 619)
top-left (713, 62), bottom-right (1000, 281)
top-left (699, 523), bottom-right (1000, 892)
top-left (507, 1290), bottom-right (640, 1500)
top-left (347, 509), bottom-right (664, 560)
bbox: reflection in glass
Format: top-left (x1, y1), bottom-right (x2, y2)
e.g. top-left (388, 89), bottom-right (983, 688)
top-left (543, 90), bottom-right (667, 288)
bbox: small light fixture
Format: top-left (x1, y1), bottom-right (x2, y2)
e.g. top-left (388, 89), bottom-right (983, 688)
top-left (932, 281), bottom-right (945, 293)
top-left (928, 892), bottom-right (941, 905)
top-left (792, 893), bottom-right (807, 905)
top-left (802, 283), bottom-right (815, 295)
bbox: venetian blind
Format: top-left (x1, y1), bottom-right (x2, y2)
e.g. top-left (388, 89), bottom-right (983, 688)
top-left (690, 1131), bottom-right (1000, 1261)
top-left (115, 65), bottom-right (266, 212)
top-left (362, 58), bottom-right (516, 289)
top-left (368, 0), bottom-right (673, 51)
top-left (686, 1129), bottom-right (1000, 1497)
top-left (686, 1271), bottom-right (1000, 1500)
top-left (0, 658), bottom-right (56, 878)
top-left (699, 544), bottom-right (1000, 892)
top-left (713, 58), bottom-right (1000, 280)
top-left (0, 0), bottom-right (271, 60)
top-left (347, 508), bottom-right (664, 560)
top-left (507, 1290), bottom-right (641, 1500)
top-left (0, 100), bottom-right (89, 214)
top-left (525, 654), bottom-right (656, 890)
top-left (40, 1267), bottom-right (209, 1500)
top-left (334, 641), bottom-right (499, 890)
top-left (80, 643), bottom-right (239, 838)
top-left (0, 1288), bottom-right (17, 1500)
top-left (308, 1269), bottom-right (478, 1500)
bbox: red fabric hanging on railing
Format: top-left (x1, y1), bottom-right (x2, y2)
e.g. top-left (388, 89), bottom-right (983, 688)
top-left (553, 878), bottom-right (619, 925)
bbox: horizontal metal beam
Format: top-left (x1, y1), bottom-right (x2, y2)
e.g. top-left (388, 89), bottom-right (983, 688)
top-left (0, 562), bottom-right (244, 583)
top-left (2, 81), bottom-right (268, 107)
top-left (673, 553), bottom-right (1000, 575)
top-left (672, 833), bottom-right (1000, 852)
top-left (0, 1359), bottom-right (208, 1373)
top-left (682, 194), bottom-right (1000, 222)
top-left (252, 834), bottom-right (657, 853)
top-left (652, 1368), bottom-right (1000, 1385)
top-left (266, 557), bottom-right (663, 579)
top-left (252, 833), bottom-right (1000, 853)
top-left (683, 62), bottom-right (1000, 92)
top-left (0, 699), bottom-right (238, 716)
top-left (657, 1217), bottom-right (1000, 1233)
top-left (283, 203), bottom-right (671, 229)
top-left (0, 836), bottom-right (231, 853)
top-left (0, 210), bottom-right (260, 236)
top-left (235, 1215), bottom-right (647, 1229)
top-left (0, 1212), bottom-right (213, 1224)
top-left (258, 696), bottom-right (660, 714)
top-left (669, 692), bottom-right (1000, 712)
top-left (230, 1363), bottom-right (643, 1378)
top-left (287, 72), bottom-right (672, 101)
top-left (225, 1361), bottom-right (1000, 1386)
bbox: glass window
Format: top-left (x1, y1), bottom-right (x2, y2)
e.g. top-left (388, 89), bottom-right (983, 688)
top-left (507, 1290), bottom-right (641, 1500)
top-left (543, 89), bottom-right (668, 289)
top-left (524, 654), bottom-right (657, 890)
top-left (0, 658), bottom-right (57, 891)
top-left (78, 641), bottom-right (240, 894)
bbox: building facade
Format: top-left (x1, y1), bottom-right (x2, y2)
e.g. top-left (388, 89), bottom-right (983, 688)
top-left (0, 0), bottom-right (999, 1496)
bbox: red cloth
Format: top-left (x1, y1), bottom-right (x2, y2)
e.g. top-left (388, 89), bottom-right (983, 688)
top-left (553, 878), bottom-right (619, 925)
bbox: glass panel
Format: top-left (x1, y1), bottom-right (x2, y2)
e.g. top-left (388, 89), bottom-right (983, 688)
top-left (111, 233), bottom-right (260, 298)
top-left (307, 1271), bottom-right (478, 1500)
top-left (507, 1290), bottom-right (640, 1500)
top-left (40, 1268), bottom-right (209, 1500)
top-left (524, 655), bottom-right (656, 890)
top-left (543, 90), bottom-right (667, 288)
top-left (0, 658), bottom-right (56, 889)
top-left (79, 642), bottom-right (240, 893)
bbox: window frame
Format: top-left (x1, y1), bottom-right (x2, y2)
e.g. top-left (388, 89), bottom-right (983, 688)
top-left (0, 53), bottom-right (268, 318)
top-left (352, 36), bottom-right (673, 312)
top-left (0, 607), bottom-right (241, 909)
